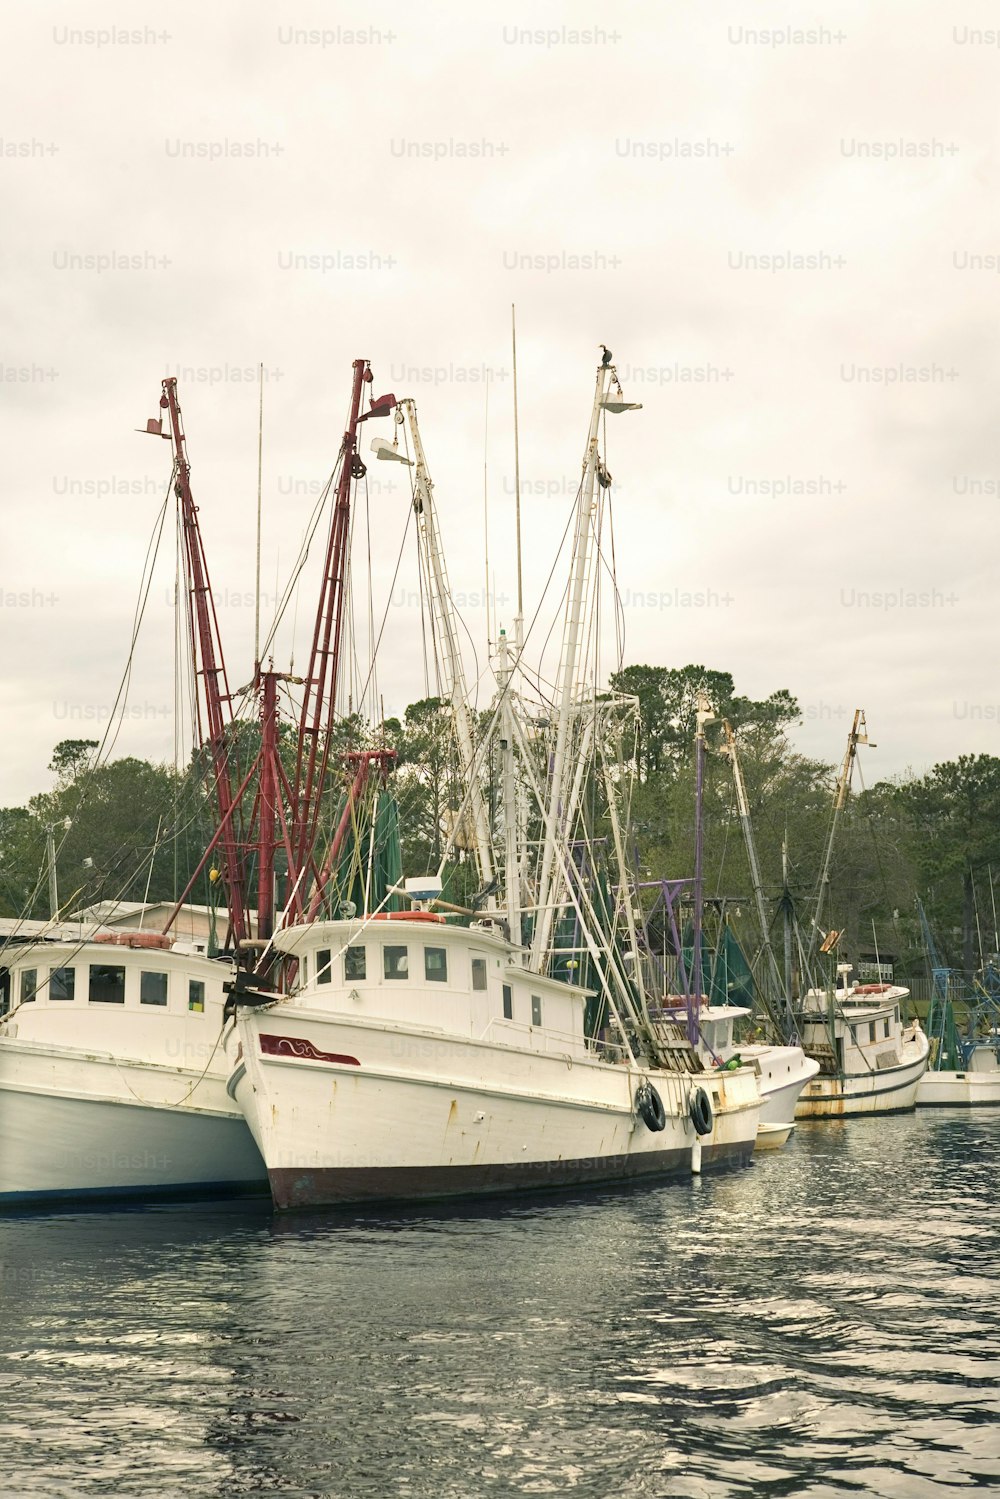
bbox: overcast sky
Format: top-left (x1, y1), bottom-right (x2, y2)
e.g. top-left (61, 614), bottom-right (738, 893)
top-left (2, 0), bottom-right (999, 806)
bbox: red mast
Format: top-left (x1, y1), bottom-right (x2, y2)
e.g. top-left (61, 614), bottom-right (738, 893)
top-left (289, 360), bottom-right (394, 919)
top-left (158, 379), bottom-right (250, 948)
top-left (152, 363), bottom-right (395, 957)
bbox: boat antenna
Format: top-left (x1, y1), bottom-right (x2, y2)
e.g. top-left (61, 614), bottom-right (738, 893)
top-left (871, 917), bottom-right (881, 979)
top-left (483, 369), bottom-right (491, 653)
top-left (511, 303), bottom-right (524, 648)
top-left (990, 865), bottom-right (999, 955)
top-left (255, 361), bottom-right (264, 672)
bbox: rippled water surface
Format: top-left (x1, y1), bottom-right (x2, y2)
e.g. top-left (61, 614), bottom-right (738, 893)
top-left (2, 1111), bottom-right (999, 1497)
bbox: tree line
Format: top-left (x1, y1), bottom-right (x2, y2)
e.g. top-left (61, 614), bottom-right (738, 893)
top-left (3, 664), bottom-right (999, 990)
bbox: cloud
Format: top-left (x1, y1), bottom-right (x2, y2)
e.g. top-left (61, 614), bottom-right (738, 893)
top-left (2, 0), bottom-right (998, 803)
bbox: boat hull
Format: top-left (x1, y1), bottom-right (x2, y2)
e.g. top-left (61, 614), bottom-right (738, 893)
top-left (229, 1009), bottom-right (759, 1209)
top-left (0, 1039), bottom-right (267, 1205)
top-left (916, 1069), bottom-right (1000, 1107)
top-left (741, 1046), bottom-right (820, 1128)
top-left (795, 1037), bottom-right (929, 1119)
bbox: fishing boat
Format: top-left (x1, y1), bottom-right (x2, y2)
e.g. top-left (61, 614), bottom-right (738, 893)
top-left (224, 351), bottom-right (761, 1207)
top-left (643, 705), bottom-right (817, 1149)
top-left (0, 379), bottom-right (275, 1206)
top-left (0, 922), bottom-right (264, 1205)
top-left (914, 906), bottom-right (1000, 1106)
top-left (226, 904), bottom-right (759, 1209)
top-left (917, 1042), bottom-right (1000, 1106)
top-left (776, 713), bottom-right (929, 1117)
top-left (794, 967), bottom-right (928, 1117)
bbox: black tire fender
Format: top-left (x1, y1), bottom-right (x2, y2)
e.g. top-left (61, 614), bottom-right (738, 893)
top-left (689, 1085), bottom-right (714, 1137)
top-left (635, 1081), bottom-right (666, 1133)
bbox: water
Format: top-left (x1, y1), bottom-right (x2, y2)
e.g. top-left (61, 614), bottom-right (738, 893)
top-left (2, 1111), bottom-right (999, 1498)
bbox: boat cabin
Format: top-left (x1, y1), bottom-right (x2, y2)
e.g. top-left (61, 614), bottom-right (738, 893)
top-left (799, 986), bottom-right (907, 1076)
top-left (275, 916), bottom-right (595, 1060)
top-left (0, 938), bottom-right (232, 1064)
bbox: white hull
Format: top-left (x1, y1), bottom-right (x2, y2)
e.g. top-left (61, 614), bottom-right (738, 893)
top-left (916, 1068), bottom-right (1000, 1107)
top-left (0, 934), bottom-right (267, 1206)
top-left (740, 1044), bottom-right (820, 1129)
top-left (1, 1064), bottom-right (265, 1205)
top-left (795, 1039), bottom-right (929, 1117)
top-left (229, 1006), bottom-right (760, 1209)
top-left (684, 1010), bottom-right (819, 1143)
top-left (754, 1121), bottom-right (794, 1150)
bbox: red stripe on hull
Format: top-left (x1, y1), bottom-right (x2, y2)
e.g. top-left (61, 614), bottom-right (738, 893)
top-left (267, 1139), bottom-right (754, 1210)
top-left (258, 1034), bottom-right (361, 1067)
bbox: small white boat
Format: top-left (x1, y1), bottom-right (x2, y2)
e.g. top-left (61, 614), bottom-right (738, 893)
top-left (916, 1035), bottom-right (1000, 1107)
top-left (795, 968), bottom-right (929, 1118)
top-left (0, 926), bottom-right (266, 1206)
top-left (662, 1002), bottom-right (819, 1145)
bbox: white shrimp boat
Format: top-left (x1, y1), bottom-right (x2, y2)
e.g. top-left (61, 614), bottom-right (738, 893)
top-left (225, 352), bottom-right (761, 1208)
top-left (795, 969), bottom-right (929, 1118)
top-left (226, 915), bottom-right (759, 1209)
top-left (0, 928), bottom-right (264, 1206)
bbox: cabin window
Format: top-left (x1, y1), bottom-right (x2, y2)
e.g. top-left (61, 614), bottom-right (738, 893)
top-left (345, 946), bottom-right (366, 981)
top-left (188, 980), bottom-right (205, 1013)
top-left (471, 958), bottom-right (487, 991)
top-left (89, 964), bottom-right (125, 1004)
top-left (300, 956), bottom-right (308, 986)
top-left (384, 946), bottom-right (409, 980)
top-left (425, 947), bottom-right (447, 983)
top-left (868, 1022), bottom-right (877, 1044)
top-left (315, 948), bottom-right (331, 984)
top-left (531, 994), bottom-right (542, 1027)
top-left (20, 968), bottom-right (37, 1003)
top-left (50, 966), bottom-right (75, 1001)
top-left (502, 983), bottom-right (513, 1019)
top-left (140, 971), bottom-right (168, 1007)
top-left (884, 1018), bottom-right (890, 1038)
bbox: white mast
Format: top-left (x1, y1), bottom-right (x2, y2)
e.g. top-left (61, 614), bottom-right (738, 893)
top-left (807, 708), bottom-right (871, 963)
top-left (495, 628), bottom-right (523, 948)
top-left (376, 402), bottom-right (496, 893)
top-left (529, 353), bottom-right (640, 971)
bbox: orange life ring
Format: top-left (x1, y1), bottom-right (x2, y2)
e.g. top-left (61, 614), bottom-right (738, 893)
top-left (93, 931), bottom-right (173, 950)
top-left (371, 911), bottom-right (446, 924)
top-left (854, 983), bottom-right (891, 994)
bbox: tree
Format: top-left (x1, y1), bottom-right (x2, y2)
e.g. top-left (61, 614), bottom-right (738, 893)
top-left (891, 754), bottom-right (1000, 973)
top-left (48, 739), bottom-right (99, 784)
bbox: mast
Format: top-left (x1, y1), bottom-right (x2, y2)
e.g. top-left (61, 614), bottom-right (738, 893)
top-left (157, 378), bottom-right (249, 947)
top-left (807, 707), bottom-right (870, 963)
top-left (529, 351), bottom-right (640, 971)
top-left (396, 399), bottom-right (495, 893)
top-left (46, 824), bottom-right (59, 920)
top-left (691, 691), bottom-right (714, 1024)
top-left (290, 361), bottom-right (395, 918)
top-left (511, 304), bottom-right (524, 650)
top-left (781, 831), bottom-right (794, 1009)
top-left (720, 719), bottom-right (793, 1038)
top-left (494, 631), bottom-right (524, 947)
